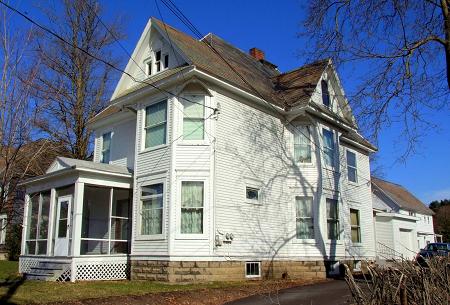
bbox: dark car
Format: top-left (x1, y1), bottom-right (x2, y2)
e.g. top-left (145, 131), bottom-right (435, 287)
top-left (416, 243), bottom-right (450, 266)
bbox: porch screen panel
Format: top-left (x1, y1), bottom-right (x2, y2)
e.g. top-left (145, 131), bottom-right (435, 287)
top-left (26, 192), bottom-right (51, 255)
top-left (110, 188), bottom-right (130, 254)
top-left (81, 186), bottom-right (110, 255)
top-left (37, 192), bottom-right (50, 254)
top-left (25, 194), bottom-right (39, 254)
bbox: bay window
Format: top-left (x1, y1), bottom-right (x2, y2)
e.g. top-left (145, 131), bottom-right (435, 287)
top-left (145, 100), bottom-right (167, 148)
top-left (347, 150), bottom-right (357, 182)
top-left (140, 184), bottom-right (164, 235)
top-left (183, 95), bottom-right (205, 140)
top-left (294, 126), bottom-right (312, 163)
top-left (180, 181), bottom-right (204, 234)
top-left (322, 128), bottom-right (335, 166)
top-left (295, 196), bottom-right (314, 239)
top-left (326, 198), bottom-right (340, 240)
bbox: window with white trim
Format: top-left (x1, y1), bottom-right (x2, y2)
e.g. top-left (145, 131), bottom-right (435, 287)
top-left (294, 126), bottom-right (312, 163)
top-left (245, 262), bottom-right (261, 278)
top-left (350, 209), bottom-right (361, 243)
top-left (295, 196), bottom-right (314, 239)
top-left (155, 50), bottom-right (162, 73)
top-left (163, 53), bottom-right (169, 69)
top-left (326, 198), bottom-right (340, 240)
top-left (25, 192), bottom-right (50, 255)
top-left (145, 59), bottom-right (152, 76)
top-left (140, 184), bottom-right (163, 235)
top-left (321, 80), bottom-right (330, 107)
top-left (245, 186), bottom-right (260, 204)
top-left (101, 132), bottom-right (112, 164)
top-left (145, 100), bottom-right (167, 148)
top-left (347, 150), bottom-right (357, 182)
top-left (180, 181), bottom-right (204, 234)
top-left (183, 95), bottom-right (205, 140)
top-left (322, 129), bottom-right (335, 166)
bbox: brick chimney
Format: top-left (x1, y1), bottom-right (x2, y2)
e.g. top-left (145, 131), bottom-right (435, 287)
top-left (249, 48), bottom-right (265, 61)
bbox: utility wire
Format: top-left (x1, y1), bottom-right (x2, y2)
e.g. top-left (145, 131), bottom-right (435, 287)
top-left (159, 0), bottom-right (373, 186)
top-left (0, 0), bottom-right (215, 111)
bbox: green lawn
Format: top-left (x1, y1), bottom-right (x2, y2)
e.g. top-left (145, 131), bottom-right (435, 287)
top-left (0, 261), bottom-right (242, 304)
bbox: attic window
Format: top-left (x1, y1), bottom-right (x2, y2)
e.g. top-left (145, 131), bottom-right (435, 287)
top-left (146, 61), bottom-right (152, 76)
top-left (321, 80), bottom-right (330, 107)
top-left (164, 54), bottom-right (169, 69)
top-left (155, 50), bottom-right (161, 72)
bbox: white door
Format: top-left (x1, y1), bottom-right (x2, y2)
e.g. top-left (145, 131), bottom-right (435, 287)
top-left (399, 229), bottom-right (413, 259)
top-left (54, 196), bottom-right (72, 256)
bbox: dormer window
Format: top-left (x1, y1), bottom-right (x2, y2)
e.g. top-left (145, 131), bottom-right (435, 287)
top-left (164, 54), bottom-right (169, 69)
top-left (146, 60), bottom-right (152, 76)
top-left (321, 80), bottom-right (330, 107)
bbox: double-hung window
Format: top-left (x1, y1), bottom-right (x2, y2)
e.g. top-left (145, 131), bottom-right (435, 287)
top-left (295, 197), bottom-right (314, 239)
top-left (322, 129), bottom-right (335, 166)
top-left (294, 126), bottom-right (312, 163)
top-left (155, 50), bottom-right (162, 73)
top-left (326, 198), bottom-right (340, 240)
top-left (101, 132), bottom-right (112, 164)
top-left (350, 209), bottom-right (361, 243)
top-left (140, 184), bottom-right (163, 235)
top-left (347, 151), bottom-right (357, 182)
top-left (180, 181), bottom-right (204, 234)
top-left (145, 100), bottom-right (167, 148)
top-left (183, 95), bottom-right (205, 140)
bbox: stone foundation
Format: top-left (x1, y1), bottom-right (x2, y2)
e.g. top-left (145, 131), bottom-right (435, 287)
top-left (130, 260), bottom-right (327, 282)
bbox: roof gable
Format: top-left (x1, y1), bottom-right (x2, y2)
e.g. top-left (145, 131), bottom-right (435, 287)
top-left (372, 177), bottom-right (433, 215)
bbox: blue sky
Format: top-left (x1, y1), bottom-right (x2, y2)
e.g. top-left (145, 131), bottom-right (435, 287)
top-left (14, 0), bottom-right (450, 204)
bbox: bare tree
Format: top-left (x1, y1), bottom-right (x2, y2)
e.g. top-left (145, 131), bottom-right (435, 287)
top-left (300, 0), bottom-right (450, 159)
top-left (33, 0), bottom-right (124, 160)
top-left (0, 6), bottom-right (46, 223)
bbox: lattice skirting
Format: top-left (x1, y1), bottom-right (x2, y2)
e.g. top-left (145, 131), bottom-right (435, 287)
top-left (19, 257), bottom-right (40, 273)
top-left (75, 261), bottom-right (129, 281)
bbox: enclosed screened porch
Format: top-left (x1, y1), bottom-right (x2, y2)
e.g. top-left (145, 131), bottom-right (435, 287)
top-left (19, 157), bottom-right (133, 281)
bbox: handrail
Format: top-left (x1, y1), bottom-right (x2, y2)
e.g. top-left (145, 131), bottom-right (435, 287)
top-left (377, 242), bottom-right (404, 260)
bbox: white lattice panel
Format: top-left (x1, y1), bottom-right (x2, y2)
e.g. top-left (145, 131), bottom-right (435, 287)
top-left (19, 258), bottom-right (40, 273)
top-left (75, 261), bottom-right (129, 281)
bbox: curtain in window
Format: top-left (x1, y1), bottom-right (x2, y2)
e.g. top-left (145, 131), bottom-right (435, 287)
top-left (295, 197), bottom-right (314, 239)
top-left (322, 129), bottom-right (334, 166)
top-left (141, 184), bottom-right (163, 235)
top-left (326, 199), bottom-right (339, 240)
top-left (181, 181), bottom-right (204, 234)
top-left (183, 96), bottom-right (205, 140)
top-left (145, 101), bottom-right (167, 148)
top-left (294, 126), bottom-right (311, 163)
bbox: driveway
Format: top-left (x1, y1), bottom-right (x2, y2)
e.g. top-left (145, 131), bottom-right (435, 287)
top-left (224, 279), bottom-right (352, 305)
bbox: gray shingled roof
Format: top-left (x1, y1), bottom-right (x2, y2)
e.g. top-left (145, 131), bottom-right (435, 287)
top-left (372, 177), bottom-right (433, 215)
top-left (55, 157), bottom-right (132, 175)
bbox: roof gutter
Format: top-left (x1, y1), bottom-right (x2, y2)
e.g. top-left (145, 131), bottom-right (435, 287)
top-left (340, 135), bottom-right (377, 153)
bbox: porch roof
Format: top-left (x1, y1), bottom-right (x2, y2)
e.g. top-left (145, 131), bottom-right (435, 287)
top-left (21, 157), bottom-right (133, 185)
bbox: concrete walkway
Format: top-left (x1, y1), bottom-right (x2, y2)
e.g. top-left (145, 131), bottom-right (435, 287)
top-left (225, 280), bottom-right (352, 305)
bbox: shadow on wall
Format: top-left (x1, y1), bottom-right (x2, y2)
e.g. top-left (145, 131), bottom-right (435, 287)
top-left (215, 107), bottom-right (343, 277)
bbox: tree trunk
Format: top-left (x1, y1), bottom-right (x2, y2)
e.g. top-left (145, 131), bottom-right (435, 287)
top-left (442, 0), bottom-right (450, 89)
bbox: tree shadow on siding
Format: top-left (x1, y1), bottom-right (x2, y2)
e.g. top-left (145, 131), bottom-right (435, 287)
top-left (218, 108), bottom-right (341, 278)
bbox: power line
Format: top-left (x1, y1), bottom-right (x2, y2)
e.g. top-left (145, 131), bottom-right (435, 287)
top-left (158, 0), bottom-right (373, 186)
top-left (0, 0), bottom-right (215, 112)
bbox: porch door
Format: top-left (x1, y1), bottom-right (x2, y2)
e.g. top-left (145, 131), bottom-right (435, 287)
top-left (54, 195), bottom-right (72, 256)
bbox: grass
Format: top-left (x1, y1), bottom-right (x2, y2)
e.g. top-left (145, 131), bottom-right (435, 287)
top-left (0, 261), bottom-right (243, 304)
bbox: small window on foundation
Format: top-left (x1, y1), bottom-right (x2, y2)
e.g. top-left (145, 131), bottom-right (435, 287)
top-left (245, 262), bottom-right (261, 278)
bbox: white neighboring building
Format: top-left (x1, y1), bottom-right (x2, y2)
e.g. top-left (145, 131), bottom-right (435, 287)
top-left (18, 17), bottom-right (377, 282)
top-left (372, 177), bottom-right (435, 260)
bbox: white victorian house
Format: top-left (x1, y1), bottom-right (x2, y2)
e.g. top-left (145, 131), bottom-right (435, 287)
top-left (19, 18), bottom-right (377, 282)
top-left (372, 177), bottom-right (435, 260)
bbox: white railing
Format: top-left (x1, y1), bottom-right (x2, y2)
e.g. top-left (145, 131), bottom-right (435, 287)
top-left (376, 242), bottom-right (404, 260)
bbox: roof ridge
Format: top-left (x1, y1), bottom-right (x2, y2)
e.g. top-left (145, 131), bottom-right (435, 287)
top-left (372, 176), bottom-right (404, 188)
top-left (276, 58), bottom-right (330, 77)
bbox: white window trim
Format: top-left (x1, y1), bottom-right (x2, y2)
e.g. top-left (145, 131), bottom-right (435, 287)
top-left (162, 52), bottom-right (169, 70)
top-left (326, 197), bottom-right (340, 241)
top-left (143, 56), bottom-right (152, 76)
top-left (346, 149), bottom-right (358, 184)
top-left (176, 176), bottom-right (208, 240)
top-left (322, 127), bottom-right (336, 168)
top-left (293, 125), bottom-right (313, 166)
top-left (350, 208), bottom-right (362, 245)
top-left (244, 178), bottom-right (263, 205)
top-left (245, 261), bottom-right (261, 278)
top-left (0, 215), bottom-right (6, 245)
top-left (141, 99), bottom-right (169, 153)
top-left (100, 130), bottom-right (113, 164)
top-left (294, 196), bottom-right (315, 241)
top-left (179, 94), bottom-right (211, 146)
top-left (136, 179), bottom-right (166, 241)
top-left (154, 49), bottom-right (162, 73)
